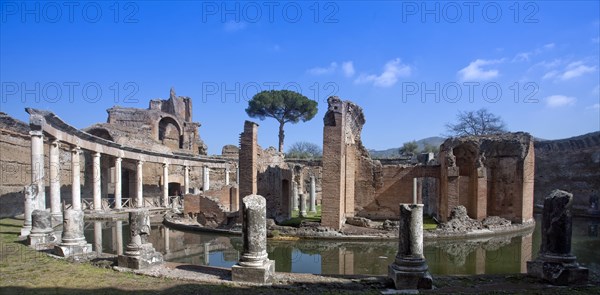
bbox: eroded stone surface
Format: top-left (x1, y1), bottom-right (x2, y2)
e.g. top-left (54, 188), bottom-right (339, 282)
top-left (118, 209), bottom-right (163, 269)
top-left (527, 189), bottom-right (588, 285)
top-left (54, 209), bottom-right (91, 257)
top-left (28, 209), bottom-right (57, 249)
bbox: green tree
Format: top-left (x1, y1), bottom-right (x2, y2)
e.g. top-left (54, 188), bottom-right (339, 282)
top-left (246, 90), bottom-right (318, 152)
top-left (399, 140), bottom-right (419, 155)
top-left (445, 108), bottom-right (507, 137)
top-left (423, 143), bottom-right (439, 154)
top-left (286, 142), bottom-right (322, 159)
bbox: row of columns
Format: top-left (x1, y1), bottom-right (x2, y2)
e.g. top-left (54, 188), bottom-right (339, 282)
top-left (26, 131), bottom-right (229, 226)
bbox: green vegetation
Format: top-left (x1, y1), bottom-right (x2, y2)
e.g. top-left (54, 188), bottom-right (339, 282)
top-left (286, 141), bottom-right (322, 159)
top-left (279, 205), bottom-right (322, 227)
top-left (423, 215), bottom-right (438, 231)
top-left (398, 140), bottom-right (419, 155)
top-left (246, 90), bottom-right (318, 152)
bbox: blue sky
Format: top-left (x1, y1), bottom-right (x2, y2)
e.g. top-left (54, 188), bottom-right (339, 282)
top-left (1, 1), bottom-right (599, 155)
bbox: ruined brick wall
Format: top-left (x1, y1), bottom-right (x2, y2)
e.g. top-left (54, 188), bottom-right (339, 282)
top-left (321, 96), bottom-right (365, 229)
top-left (534, 132), bottom-right (600, 215)
top-left (239, 121), bottom-right (258, 209)
top-left (439, 133), bottom-right (534, 223)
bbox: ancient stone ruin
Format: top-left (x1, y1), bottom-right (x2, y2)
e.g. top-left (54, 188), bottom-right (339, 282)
top-left (388, 204), bottom-right (433, 289)
top-left (54, 209), bottom-right (92, 257)
top-left (527, 189), bottom-right (588, 285)
top-left (231, 194), bottom-right (275, 284)
top-left (27, 209), bottom-right (57, 249)
top-left (118, 209), bottom-right (163, 269)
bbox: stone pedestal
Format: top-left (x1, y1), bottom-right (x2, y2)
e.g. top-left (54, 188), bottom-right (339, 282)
top-left (232, 194), bottom-right (275, 284)
top-left (54, 209), bottom-right (92, 257)
top-left (28, 210), bottom-right (58, 249)
top-left (118, 210), bottom-right (163, 269)
top-left (299, 193), bottom-right (307, 217)
top-left (527, 190), bottom-right (588, 285)
top-left (388, 204), bottom-right (433, 290)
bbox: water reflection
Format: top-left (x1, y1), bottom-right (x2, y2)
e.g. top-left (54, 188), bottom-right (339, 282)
top-left (83, 215), bottom-right (599, 276)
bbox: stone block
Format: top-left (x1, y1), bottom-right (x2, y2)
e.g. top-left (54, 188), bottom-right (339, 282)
top-left (231, 259), bottom-right (275, 284)
top-left (527, 257), bottom-right (589, 285)
top-left (118, 244), bottom-right (164, 269)
top-left (388, 262), bottom-right (433, 290)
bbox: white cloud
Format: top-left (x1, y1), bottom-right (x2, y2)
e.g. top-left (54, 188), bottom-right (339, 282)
top-left (307, 62), bottom-right (338, 75)
top-left (543, 43), bottom-right (555, 49)
top-left (354, 58), bottom-right (411, 87)
top-left (341, 61), bottom-right (355, 77)
top-left (457, 59), bottom-right (504, 81)
top-left (542, 70), bottom-right (558, 80)
top-left (224, 21), bottom-right (247, 32)
top-left (560, 61), bottom-right (596, 80)
top-left (513, 43), bottom-right (555, 62)
top-left (586, 103), bottom-right (600, 110)
top-left (545, 95), bottom-right (576, 108)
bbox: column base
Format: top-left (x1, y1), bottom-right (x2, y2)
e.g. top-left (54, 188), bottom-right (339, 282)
top-left (54, 242), bottom-right (92, 257)
top-left (527, 254), bottom-right (589, 285)
top-left (388, 258), bottom-right (433, 290)
top-left (118, 244), bottom-right (163, 269)
top-left (28, 230), bottom-right (58, 250)
top-left (232, 259), bottom-right (275, 284)
top-left (20, 226), bottom-right (32, 238)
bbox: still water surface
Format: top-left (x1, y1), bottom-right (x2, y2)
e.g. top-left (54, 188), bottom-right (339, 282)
top-left (84, 215), bottom-right (599, 276)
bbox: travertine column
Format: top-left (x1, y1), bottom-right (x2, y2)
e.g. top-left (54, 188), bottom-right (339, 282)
top-left (118, 209), bottom-right (163, 269)
top-left (232, 194), bottom-right (275, 284)
top-left (136, 160), bottom-right (143, 208)
top-left (49, 140), bottom-right (61, 224)
top-left (163, 227), bottom-right (170, 254)
top-left (203, 166), bottom-right (210, 191)
top-left (299, 193), bottom-right (307, 217)
top-left (114, 157), bottom-right (122, 209)
top-left (292, 182), bottom-right (299, 211)
top-left (309, 175), bottom-right (316, 213)
top-left (92, 152), bottom-right (102, 211)
top-left (30, 130), bottom-right (46, 210)
top-left (184, 165), bottom-right (190, 194)
top-left (54, 209), bottom-right (92, 257)
top-left (162, 163), bottom-right (169, 207)
top-left (71, 147), bottom-right (81, 210)
top-left (527, 190), bottom-right (588, 285)
top-left (388, 204), bottom-right (432, 290)
top-left (413, 178), bottom-right (417, 204)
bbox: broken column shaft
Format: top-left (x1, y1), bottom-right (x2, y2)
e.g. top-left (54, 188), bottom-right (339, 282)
top-left (54, 209), bottom-right (92, 257)
top-left (232, 194), bottom-right (275, 284)
top-left (388, 204), bottom-right (432, 290)
top-left (118, 209), bottom-right (163, 269)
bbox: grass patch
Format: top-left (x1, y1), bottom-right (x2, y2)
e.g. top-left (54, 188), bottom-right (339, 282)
top-left (423, 215), bottom-right (438, 231)
top-left (279, 205), bottom-right (321, 227)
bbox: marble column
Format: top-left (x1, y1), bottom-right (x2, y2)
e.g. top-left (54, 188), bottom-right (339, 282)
top-left (54, 209), bottom-right (92, 257)
top-left (388, 204), bottom-right (432, 290)
top-left (116, 220), bottom-right (123, 255)
top-left (20, 185), bottom-right (35, 236)
top-left (94, 221), bottom-right (102, 254)
top-left (163, 227), bottom-right (170, 254)
top-left (28, 209), bottom-right (57, 249)
top-left (92, 152), bottom-right (102, 212)
top-left (136, 160), bottom-right (143, 208)
top-left (527, 190), bottom-right (588, 285)
top-left (162, 163), bottom-right (169, 207)
top-left (71, 147), bottom-right (81, 210)
top-left (309, 176), bottom-right (316, 213)
top-left (30, 130), bottom-right (46, 210)
top-left (184, 165), bottom-right (190, 194)
top-left (49, 139), bottom-right (62, 224)
top-left (292, 182), bottom-right (299, 211)
top-left (299, 193), bottom-right (307, 217)
top-left (203, 166), bottom-right (210, 191)
top-left (232, 194), bottom-right (275, 284)
top-left (204, 242), bottom-right (210, 265)
top-left (118, 209), bottom-right (163, 269)
top-left (114, 157), bottom-right (122, 209)
top-left (225, 167), bottom-right (230, 186)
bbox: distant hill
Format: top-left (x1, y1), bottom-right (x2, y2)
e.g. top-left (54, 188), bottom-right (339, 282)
top-left (368, 136), bottom-right (446, 159)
